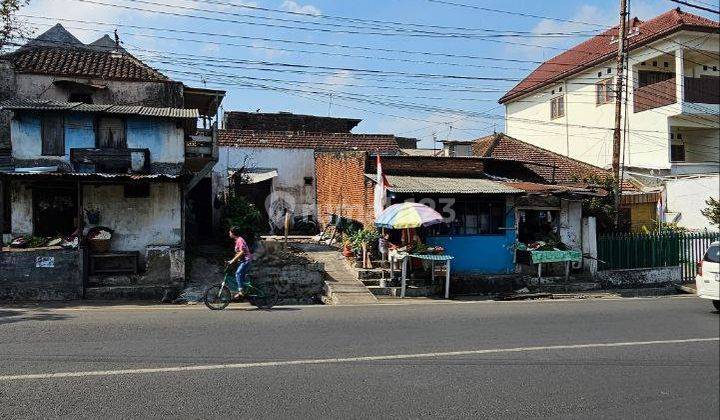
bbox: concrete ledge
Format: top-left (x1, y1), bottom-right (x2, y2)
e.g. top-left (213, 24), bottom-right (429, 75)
top-left (597, 266), bottom-right (681, 288)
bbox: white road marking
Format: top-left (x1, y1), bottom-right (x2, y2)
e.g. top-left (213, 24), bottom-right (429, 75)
top-left (1, 337), bottom-right (716, 382)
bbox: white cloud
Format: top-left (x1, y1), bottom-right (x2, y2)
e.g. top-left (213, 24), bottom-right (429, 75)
top-left (323, 70), bottom-right (355, 87)
top-left (23, 0), bottom-right (127, 43)
top-left (280, 1), bottom-right (321, 17)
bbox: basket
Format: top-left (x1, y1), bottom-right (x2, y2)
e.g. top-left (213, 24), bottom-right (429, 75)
top-left (88, 238), bottom-right (111, 254)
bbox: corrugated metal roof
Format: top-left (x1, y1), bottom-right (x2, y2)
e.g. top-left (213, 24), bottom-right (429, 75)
top-left (367, 174), bottom-right (523, 194)
top-left (0, 100), bottom-right (199, 119)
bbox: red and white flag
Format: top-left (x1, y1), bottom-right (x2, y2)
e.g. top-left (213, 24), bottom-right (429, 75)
top-left (374, 153), bottom-right (390, 218)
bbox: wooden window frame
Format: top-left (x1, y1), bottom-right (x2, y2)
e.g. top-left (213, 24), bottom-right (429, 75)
top-left (550, 95), bottom-right (565, 120)
top-left (95, 116), bottom-right (128, 149)
top-left (596, 78), bottom-right (615, 105)
top-left (41, 114), bottom-right (65, 156)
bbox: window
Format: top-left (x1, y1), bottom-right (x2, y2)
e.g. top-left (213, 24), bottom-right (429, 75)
top-left (41, 114), bottom-right (64, 156)
top-left (97, 117), bottom-right (126, 149)
top-left (670, 144), bottom-right (685, 162)
top-left (596, 78), bottom-right (615, 105)
top-left (550, 96), bottom-right (564, 119)
top-left (304, 176), bottom-right (313, 186)
top-left (124, 184), bottom-right (150, 198)
top-left (32, 187), bottom-right (78, 237)
top-left (704, 245), bottom-right (719, 263)
top-left (431, 200), bottom-right (505, 236)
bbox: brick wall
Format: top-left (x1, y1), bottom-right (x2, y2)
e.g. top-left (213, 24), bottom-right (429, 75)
top-left (315, 151), bottom-right (375, 227)
top-left (369, 155), bottom-right (486, 177)
top-left (224, 112), bottom-right (360, 133)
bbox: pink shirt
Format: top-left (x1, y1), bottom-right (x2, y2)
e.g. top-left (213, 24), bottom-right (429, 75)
top-left (234, 237), bottom-right (252, 261)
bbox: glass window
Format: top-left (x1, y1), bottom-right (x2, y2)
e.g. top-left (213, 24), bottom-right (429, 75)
top-left (704, 245), bottom-right (719, 263)
top-left (551, 96), bottom-right (565, 119)
top-left (596, 78), bottom-right (615, 105)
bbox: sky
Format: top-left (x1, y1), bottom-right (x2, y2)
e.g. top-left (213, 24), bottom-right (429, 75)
top-left (16, 0), bottom-right (719, 147)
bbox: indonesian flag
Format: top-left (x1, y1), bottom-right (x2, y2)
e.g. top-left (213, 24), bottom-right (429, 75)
top-left (374, 153), bottom-right (390, 218)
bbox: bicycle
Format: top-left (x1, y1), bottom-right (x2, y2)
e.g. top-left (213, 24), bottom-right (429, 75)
top-left (203, 266), bottom-right (279, 311)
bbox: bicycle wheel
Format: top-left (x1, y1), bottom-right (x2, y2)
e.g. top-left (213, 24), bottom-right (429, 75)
top-left (249, 284), bottom-right (279, 310)
top-left (203, 284), bottom-right (232, 310)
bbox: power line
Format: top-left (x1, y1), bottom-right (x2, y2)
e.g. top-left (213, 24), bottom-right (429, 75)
top-left (426, 0), bottom-right (610, 27)
top-left (668, 0), bottom-right (720, 15)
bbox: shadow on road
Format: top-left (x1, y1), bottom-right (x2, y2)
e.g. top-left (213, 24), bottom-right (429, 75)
top-left (0, 309), bottom-right (72, 325)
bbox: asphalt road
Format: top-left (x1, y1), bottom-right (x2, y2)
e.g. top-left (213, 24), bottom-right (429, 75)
top-left (0, 296), bottom-right (718, 419)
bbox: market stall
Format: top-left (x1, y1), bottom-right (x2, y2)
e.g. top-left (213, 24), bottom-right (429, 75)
top-left (375, 202), bottom-right (455, 299)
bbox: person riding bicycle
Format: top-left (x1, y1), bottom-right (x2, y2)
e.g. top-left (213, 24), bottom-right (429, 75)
top-left (227, 227), bottom-right (253, 299)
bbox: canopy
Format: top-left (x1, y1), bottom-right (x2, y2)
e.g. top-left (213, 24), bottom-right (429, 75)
top-left (374, 202), bottom-right (444, 229)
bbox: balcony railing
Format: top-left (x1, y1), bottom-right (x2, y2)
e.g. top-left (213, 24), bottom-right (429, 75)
top-left (70, 148), bottom-right (149, 173)
top-left (684, 76), bottom-right (720, 104)
top-left (633, 78), bottom-right (676, 113)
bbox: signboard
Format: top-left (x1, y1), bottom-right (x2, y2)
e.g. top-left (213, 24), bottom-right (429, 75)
top-left (35, 256), bottom-right (55, 268)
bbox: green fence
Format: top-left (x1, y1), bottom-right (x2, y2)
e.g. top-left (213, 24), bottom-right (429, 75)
top-left (597, 231), bottom-right (720, 282)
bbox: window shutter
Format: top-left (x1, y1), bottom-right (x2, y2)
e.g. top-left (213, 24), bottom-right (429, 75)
top-left (41, 115), bottom-right (65, 156)
top-left (97, 117), bottom-right (127, 149)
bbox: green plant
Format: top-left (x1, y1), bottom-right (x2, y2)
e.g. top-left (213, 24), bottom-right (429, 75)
top-left (348, 227), bottom-right (379, 250)
top-left (222, 194), bottom-right (263, 245)
top-left (701, 197), bottom-right (720, 226)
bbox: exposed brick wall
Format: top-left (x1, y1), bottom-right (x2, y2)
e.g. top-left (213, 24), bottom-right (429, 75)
top-left (368, 155), bottom-right (486, 177)
top-left (225, 111), bottom-right (360, 133)
top-left (315, 151), bottom-right (375, 227)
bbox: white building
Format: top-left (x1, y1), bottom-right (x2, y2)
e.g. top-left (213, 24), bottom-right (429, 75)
top-left (501, 8), bottom-right (719, 230)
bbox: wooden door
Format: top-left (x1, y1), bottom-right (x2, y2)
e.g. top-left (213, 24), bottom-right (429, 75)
top-left (97, 117), bottom-right (127, 149)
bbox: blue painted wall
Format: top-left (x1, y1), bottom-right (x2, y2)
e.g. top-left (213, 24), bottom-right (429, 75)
top-left (426, 200), bottom-right (516, 274)
top-left (63, 114), bottom-right (95, 156)
top-left (11, 112), bottom-right (183, 163)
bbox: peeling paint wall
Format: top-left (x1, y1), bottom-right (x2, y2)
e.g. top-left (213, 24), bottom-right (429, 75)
top-left (215, 146), bottom-right (317, 217)
top-left (82, 182), bottom-right (182, 252)
top-left (9, 180), bottom-right (33, 236)
top-left (11, 113), bottom-right (184, 164)
top-left (559, 199), bottom-right (583, 251)
top-left (13, 75), bottom-right (184, 107)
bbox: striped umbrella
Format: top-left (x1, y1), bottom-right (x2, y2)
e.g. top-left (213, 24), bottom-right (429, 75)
top-left (374, 202), bottom-right (444, 229)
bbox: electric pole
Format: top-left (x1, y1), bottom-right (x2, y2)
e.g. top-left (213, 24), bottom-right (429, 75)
top-left (612, 0), bottom-right (628, 224)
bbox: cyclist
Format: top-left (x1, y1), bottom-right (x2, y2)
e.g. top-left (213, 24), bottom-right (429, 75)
top-left (227, 226), bottom-right (253, 299)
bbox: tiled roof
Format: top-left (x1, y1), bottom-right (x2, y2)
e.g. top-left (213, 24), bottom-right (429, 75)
top-left (5, 46), bottom-right (168, 82)
top-left (500, 8), bottom-right (719, 103)
top-left (218, 129), bottom-right (400, 153)
top-left (0, 99), bottom-right (198, 118)
top-left (473, 133), bottom-right (612, 184)
top-left (366, 174), bottom-right (523, 194)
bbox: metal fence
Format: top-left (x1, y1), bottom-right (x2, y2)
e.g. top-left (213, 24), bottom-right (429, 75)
top-left (597, 231), bottom-right (720, 282)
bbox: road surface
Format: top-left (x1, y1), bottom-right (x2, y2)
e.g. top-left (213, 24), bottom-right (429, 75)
top-left (1, 296), bottom-right (718, 419)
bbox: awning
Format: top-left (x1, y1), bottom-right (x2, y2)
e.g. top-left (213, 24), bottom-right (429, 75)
top-left (366, 174), bottom-right (522, 194)
top-left (228, 167), bottom-right (278, 184)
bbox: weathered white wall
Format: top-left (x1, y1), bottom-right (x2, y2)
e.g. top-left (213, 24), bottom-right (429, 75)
top-left (559, 199), bottom-right (583, 251)
top-left (215, 146), bottom-right (317, 217)
top-left (83, 183), bottom-right (182, 252)
top-left (9, 180), bottom-right (33, 236)
top-left (665, 174), bottom-right (720, 230)
top-left (504, 31), bottom-right (719, 171)
top-left (13, 75), bottom-right (183, 108)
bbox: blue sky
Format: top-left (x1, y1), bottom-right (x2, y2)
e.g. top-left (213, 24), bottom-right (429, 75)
top-left (21, 0), bottom-right (718, 147)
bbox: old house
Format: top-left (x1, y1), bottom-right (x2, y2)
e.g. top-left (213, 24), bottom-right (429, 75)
top-left (213, 111), bottom-right (401, 232)
top-left (0, 25), bottom-right (224, 300)
top-left (499, 9), bottom-right (719, 230)
top-left (315, 152), bottom-right (598, 275)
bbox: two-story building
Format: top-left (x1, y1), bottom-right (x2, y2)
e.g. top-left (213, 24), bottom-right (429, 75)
top-left (500, 8), bottom-right (719, 230)
top-left (0, 24), bottom-right (223, 300)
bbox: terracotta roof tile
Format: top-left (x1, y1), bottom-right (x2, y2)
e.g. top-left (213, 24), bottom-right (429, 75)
top-left (473, 133), bottom-right (612, 184)
top-left (5, 47), bottom-right (168, 82)
top-left (218, 130), bottom-right (400, 153)
top-left (500, 9), bottom-right (719, 103)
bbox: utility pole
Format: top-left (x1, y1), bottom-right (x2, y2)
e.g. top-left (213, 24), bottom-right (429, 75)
top-left (612, 0), bottom-right (628, 224)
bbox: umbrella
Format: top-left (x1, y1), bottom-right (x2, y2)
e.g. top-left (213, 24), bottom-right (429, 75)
top-left (374, 202), bottom-right (444, 229)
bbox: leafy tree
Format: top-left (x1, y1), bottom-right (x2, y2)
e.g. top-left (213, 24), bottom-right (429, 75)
top-left (701, 197), bottom-right (720, 226)
top-left (223, 194), bottom-right (263, 245)
top-left (1, 0), bottom-right (30, 50)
